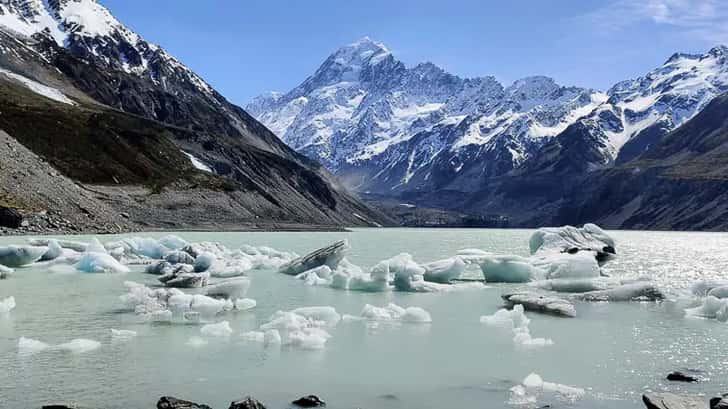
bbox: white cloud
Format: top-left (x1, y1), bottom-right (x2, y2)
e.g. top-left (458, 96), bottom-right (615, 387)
top-left (584, 0), bottom-right (728, 43)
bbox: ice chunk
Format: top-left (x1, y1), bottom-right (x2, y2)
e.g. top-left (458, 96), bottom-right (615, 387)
top-left (75, 251), bottom-right (130, 273)
top-left (18, 337), bottom-right (49, 355)
top-left (186, 336), bottom-right (208, 347)
top-left (576, 282), bottom-right (664, 302)
top-left (194, 252), bottom-right (217, 272)
top-left (692, 280), bottom-right (728, 297)
top-left (160, 268), bottom-right (209, 288)
top-left (532, 252), bottom-right (601, 280)
top-left (479, 255), bottom-right (541, 283)
top-left (519, 373), bottom-right (585, 401)
top-left (291, 306), bottom-right (341, 326)
top-left (296, 265), bottom-right (333, 286)
top-left (240, 331), bottom-right (265, 342)
top-left (530, 223), bottom-right (615, 264)
top-left (360, 303), bottom-right (432, 323)
top-left (288, 328), bottom-right (330, 350)
top-left (157, 235), bottom-right (188, 250)
top-left (110, 329), bottom-right (137, 340)
top-left (501, 292), bottom-right (576, 318)
top-left (685, 296), bottom-right (728, 322)
top-left (456, 248), bottom-right (493, 264)
top-left (145, 261), bottom-right (172, 275)
top-left (481, 305), bottom-right (552, 347)
top-left (278, 240), bottom-right (349, 276)
top-left (28, 238), bottom-right (88, 252)
top-left (530, 278), bottom-right (611, 293)
top-left (708, 286), bottom-right (728, 299)
top-left (39, 240), bottom-right (63, 262)
top-left (200, 321), bottom-right (233, 337)
top-left (163, 250), bottom-right (195, 265)
top-left (423, 257), bottom-right (466, 283)
top-left (205, 277), bottom-right (251, 299)
top-left (0, 264), bottom-right (13, 279)
top-left (56, 339), bottom-right (101, 353)
top-left (0, 245), bottom-right (48, 267)
top-left (0, 296), bottom-right (16, 313)
top-left (264, 329), bottom-right (282, 345)
top-left (234, 298), bottom-right (257, 311)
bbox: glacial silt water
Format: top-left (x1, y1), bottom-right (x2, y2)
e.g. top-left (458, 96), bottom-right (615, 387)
top-left (0, 228), bottom-right (727, 409)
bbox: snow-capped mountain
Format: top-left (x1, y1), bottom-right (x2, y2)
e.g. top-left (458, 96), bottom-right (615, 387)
top-left (247, 39), bottom-right (728, 194)
top-left (247, 38), bottom-right (606, 192)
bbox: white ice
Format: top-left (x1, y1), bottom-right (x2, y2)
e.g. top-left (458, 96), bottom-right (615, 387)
top-left (514, 373), bottom-right (585, 402)
top-left (0, 296), bottom-right (16, 313)
top-left (0, 245), bottom-right (48, 267)
top-left (110, 329), bottom-right (137, 340)
top-left (359, 303), bottom-right (432, 323)
top-left (200, 321), bottom-right (233, 337)
top-left (18, 337), bottom-right (100, 354)
top-left (480, 305), bottom-right (553, 347)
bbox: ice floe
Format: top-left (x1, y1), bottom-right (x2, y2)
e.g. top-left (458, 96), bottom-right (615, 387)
top-left (501, 292), bottom-right (576, 318)
top-left (0, 245), bottom-right (48, 267)
top-left (510, 373), bottom-right (585, 405)
top-left (110, 329), bottom-right (137, 340)
top-left (481, 305), bottom-right (553, 347)
top-left (0, 296), bottom-right (16, 313)
top-left (356, 303), bottom-right (433, 323)
top-left (18, 337), bottom-right (100, 355)
top-left (241, 306), bottom-right (341, 350)
top-left (200, 321), bottom-right (233, 337)
top-left (685, 296), bottom-right (728, 322)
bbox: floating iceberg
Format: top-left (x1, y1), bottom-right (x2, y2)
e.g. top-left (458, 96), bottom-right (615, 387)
top-left (0, 296), bottom-right (16, 313)
top-left (511, 373), bottom-right (585, 403)
top-left (685, 296), bottom-right (728, 322)
top-left (422, 257), bottom-right (466, 283)
top-left (233, 298), bottom-right (256, 311)
top-left (39, 240), bottom-right (63, 262)
top-left (481, 305), bottom-right (553, 347)
top-left (255, 306), bottom-right (341, 349)
top-left (163, 250), bottom-right (195, 265)
top-left (205, 277), bottom-right (251, 299)
top-left (200, 321), bottom-right (233, 337)
top-left (0, 245), bottom-right (48, 267)
top-left (18, 337), bottom-right (100, 355)
top-left (159, 265), bottom-right (209, 288)
top-left (478, 255), bottom-right (541, 283)
top-left (530, 223), bottom-right (616, 264)
top-left (278, 240), bottom-right (349, 276)
top-left (0, 264), bottom-right (13, 279)
top-left (28, 238), bottom-right (88, 253)
top-left (240, 329), bottom-right (284, 346)
top-left (110, 329), bottom-right (137, 340)
top-left (75, 250), bottom-right (130, 273)
top-left (501, 292), bottom-right (576, 318)
top-left (575, 282), bottom-right (664, 302)
top-left (359, 303), bottom-right (432, 323)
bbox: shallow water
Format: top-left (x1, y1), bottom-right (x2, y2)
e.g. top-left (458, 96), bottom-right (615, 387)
top-left (1, 228), bottom-right (727, 409)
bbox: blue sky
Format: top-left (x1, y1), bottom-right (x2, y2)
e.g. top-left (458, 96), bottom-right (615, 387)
top-left (102, 0), bottom-right (728, 105)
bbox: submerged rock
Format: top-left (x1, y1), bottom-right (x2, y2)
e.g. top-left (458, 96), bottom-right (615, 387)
top-left (278, 240), bottom-right (349, 276)
top-left (502, 292), bottom-right (576, 318)
top-left (667, 371), bottom-right (699, 383)
top-left (292, 395), bottom-right (326, 407)
top-left (229, 396), bottom-right (267, 409)
top-left (157, 396), bottom-right (212, 409)
top-left (643, 393), bottom-right (704, 409)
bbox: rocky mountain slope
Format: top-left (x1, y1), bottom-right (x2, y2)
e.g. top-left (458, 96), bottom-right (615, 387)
top-left (0, 0), bottom-right (388, 231)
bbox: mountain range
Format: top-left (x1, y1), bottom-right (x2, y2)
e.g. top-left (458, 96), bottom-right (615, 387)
top-left (247, 38), bottom-right (728, 229)
top-left (0, 0), bottom-right (388, 232)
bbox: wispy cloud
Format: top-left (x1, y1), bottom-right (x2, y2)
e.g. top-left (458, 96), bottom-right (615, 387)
top-left (584, 0), bottom-right (728, 44)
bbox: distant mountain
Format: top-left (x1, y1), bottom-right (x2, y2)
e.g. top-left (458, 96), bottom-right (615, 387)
top-left (248, 40), bottom-right (728, 190)
top-left (248, 38), bottom-right (728, 229)
top-left (0, 1), bottom-right (388, 231)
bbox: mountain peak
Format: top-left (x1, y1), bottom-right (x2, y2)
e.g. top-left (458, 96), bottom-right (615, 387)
top-left (330, 36), bottom-right (391, 67)
top-left (707, 44), bottom-right (728, 58)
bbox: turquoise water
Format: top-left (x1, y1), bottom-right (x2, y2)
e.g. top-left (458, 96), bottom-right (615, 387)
top-left (0, 228), bottom-right (727, 409)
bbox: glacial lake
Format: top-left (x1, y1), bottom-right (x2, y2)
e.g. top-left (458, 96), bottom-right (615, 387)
top-left (1, 228), bottom-right (727, 409)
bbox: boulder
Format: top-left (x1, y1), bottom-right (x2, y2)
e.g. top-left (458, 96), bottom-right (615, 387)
top-left (157, 396), bottom-right (212, 409)
top-left (667, 371), bottom-right (699, 383)
top-left (0, 206), bottom-right (22, 229)
top-left (292, 395), bottom-right (326, 407)
top-left (643, 393), bottom-right (705, 409)
top-left (229, 396), bottom-right (267, 409)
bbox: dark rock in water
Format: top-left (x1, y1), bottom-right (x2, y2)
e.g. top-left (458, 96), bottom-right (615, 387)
top-left (643, 393), bottom-right (704, 409)
top-left (667, 371), bottom-right (699, 382)
top-left (229, 396), bottom-right (267, 409)
top-left (42, 405), bottom-right (77, 409)
top-left (157, 396), bottom-right (212, 409)
top-left (292, 395), bottom-right (326, 407)
top-left (710, 394), bottom-right (728, 409)
top-left (0, 207), bottom-right (23, 229)
top-left (378, 394), bottom-right (399, 401)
